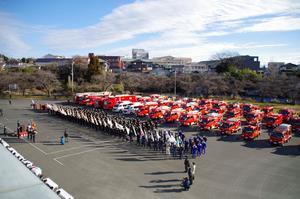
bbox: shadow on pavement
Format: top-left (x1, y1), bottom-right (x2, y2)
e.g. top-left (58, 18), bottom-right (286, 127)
top-left (140, 184), bottom-right (180, 188)
top-left (1, 137), bottom-right (26, 144)
top-left (198, 130), bottom-right (218, 137)
top-left (145, 171), bottom-right (185, 175)
top-left (154, 188), bottom-right (183, 193)
top-left (242, 139), bottom-right (273, 149)
top-left (217, 134), bottom-right (242, 142)
top-left (272, 145), bottom-right (300, 156)
top-left (150, 179), bottom-right (182, 183)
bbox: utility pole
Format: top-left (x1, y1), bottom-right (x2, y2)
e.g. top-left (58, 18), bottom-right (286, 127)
top-left (174, 69), bottom-right (177, 98)
top-left (71, 61), bottom-right (74, 94)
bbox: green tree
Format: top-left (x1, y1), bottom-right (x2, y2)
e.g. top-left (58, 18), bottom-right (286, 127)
top-left (87, 55), bottom-right (104, 81)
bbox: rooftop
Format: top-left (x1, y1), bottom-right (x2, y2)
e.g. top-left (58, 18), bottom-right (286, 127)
top-left (0, 142), bottom-right (60, 199)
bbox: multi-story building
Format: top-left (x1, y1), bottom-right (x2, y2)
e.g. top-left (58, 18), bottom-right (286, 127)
top-left (268, 62), bottom-right (285, 72)
top-left (97, 55), bottom-right (124, 73)
top-left (151, 56), bottom-right (192, 67)
top-left (35, 54), bottom-right (72, 67)
top-left (183, 62), bottom-right (209, 73)
top-left (125, 59), bottom-right (153, 72)
top-left (230, 55), bottom-right (260, 71)
top-left (132, 49), bottom-right (149, 60)
top-left (279, 63), bottom-right (300, 74)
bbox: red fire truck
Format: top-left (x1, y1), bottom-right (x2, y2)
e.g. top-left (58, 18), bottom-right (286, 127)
top-left (263, 114), bottom-right (283, 128)
top-left (244, 110), bottom-right (264, 125)
top-left (164, 108), bottom-right (185, 123)
top-left (279, 109), bottom-right (295, 122)
top-left (136, 101), bottom-right (158, 117)
top-left (179, 111), bottom-right (200, 126)
top-left (289, 117), bottom-right (300, 134)
top-left (224, 109), bottom-right (241, 119)
top-left (241, 125), bottom-right (261, 140)
top-left (262, 106), bottom-right (273, 116)
top-left (242, 104), bottom-right (259, 116)
top-left (218, 118), bottom-right (241, 135)
top-left (103, 95), bottom-right (137, 110)
top-left (149, 106), bottom-right (171, 120)
top-left (198, 113), bottom-right (222, 131)
top-left (269, 124), bottom-right (292, 146)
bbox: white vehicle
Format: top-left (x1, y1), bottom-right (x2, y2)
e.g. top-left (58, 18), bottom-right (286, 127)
top-left (30, 166), bottom-right (42, 177)
top-left (122, 102), bottom-right (143, 115)
top-left (43, 178), bottom-right (59, 191)
top-left (112, 101), bottom-right (132, 113)
top-left (56, 188), bottom-right (74, 199)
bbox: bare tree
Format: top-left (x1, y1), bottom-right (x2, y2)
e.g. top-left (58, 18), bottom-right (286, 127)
top-left (34, 70), bottom-right (61, 96)
top-left (92, 72), bottom-right (115, 91)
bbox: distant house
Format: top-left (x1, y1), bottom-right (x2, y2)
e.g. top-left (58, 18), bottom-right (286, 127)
top-left (97, 55), bottom-right (124, 73)
top-left (126, 59), bottom-right (153, 72)
top-left (5, 59), bottom-right (26, 68)
top-left (279, 63), bottom-right (300, 74)
top-left (150, 67), bottom-right (171, 76)
top-left (35, 54), bottom-right (72, 67)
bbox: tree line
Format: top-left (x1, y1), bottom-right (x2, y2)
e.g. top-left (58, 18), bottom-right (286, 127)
top-left (0, 54), bottom-right (299, 103)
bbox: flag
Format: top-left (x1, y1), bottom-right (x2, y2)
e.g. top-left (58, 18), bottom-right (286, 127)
top-left (125, 126), bottom-right (130, 135)
top-left (132, 126), bottom-right (137, 136)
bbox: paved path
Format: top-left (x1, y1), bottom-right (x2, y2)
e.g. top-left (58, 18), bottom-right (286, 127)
top-left (0, 99), bottom-right (300, 199)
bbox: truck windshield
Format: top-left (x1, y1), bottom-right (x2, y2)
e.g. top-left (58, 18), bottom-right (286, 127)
top-left (264, 117), bottom-right (274, 123)
top-left (279, 110), bottom-right (288, 115)
top-left (243, 127), bottom-right (254, 133)
top-left (290, 120), bottom-right (300, 126)
top-left (245, 114), bottom-right (254, 119)
top-left (227, 112), bottom-right (234, 117)
top-left (270, 132), bottom-right (283, 138)
top-left (243, 106), bottom-right (250, 111)
top-left (221, 123), bottom-right (231, 128)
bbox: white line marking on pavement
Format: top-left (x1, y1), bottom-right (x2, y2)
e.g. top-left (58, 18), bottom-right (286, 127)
top-left (23, 139), bottom-right (48, 155)
top-left (53, 148), bottom-right (101, 166)
top-left (54, 159), bottom-right (64, 166)
top-left (47, 145), bottom-right (92, 155)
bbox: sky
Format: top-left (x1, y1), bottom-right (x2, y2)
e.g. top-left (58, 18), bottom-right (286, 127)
top-left (0, 0), bottom-right (300, 65)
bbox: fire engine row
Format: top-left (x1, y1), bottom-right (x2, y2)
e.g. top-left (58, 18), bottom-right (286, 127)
top-left (74, 92), bottom-right (299, 146)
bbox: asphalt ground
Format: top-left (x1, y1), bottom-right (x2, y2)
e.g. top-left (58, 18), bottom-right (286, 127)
top-left (0, 99), bottom-right (300, 199)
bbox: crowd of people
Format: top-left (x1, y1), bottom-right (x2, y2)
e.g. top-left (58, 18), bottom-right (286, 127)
top-left (47, 104), bottom-right (208, 160)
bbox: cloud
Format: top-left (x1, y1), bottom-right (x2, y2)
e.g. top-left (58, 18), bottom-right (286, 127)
top-left (43, 0), bottom-right (296, 50)
top-left (0, 12), bottom-right (31, 56)
top-left (240, 16), bottom-right (300, 32)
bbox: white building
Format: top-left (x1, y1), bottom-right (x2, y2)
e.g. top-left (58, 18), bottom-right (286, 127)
top-left (151, 56), bottom-right (192, 67)
top-left (183, 62), bottom-right (209, 73)
top-left (132, 49), bottom-right (149, 59)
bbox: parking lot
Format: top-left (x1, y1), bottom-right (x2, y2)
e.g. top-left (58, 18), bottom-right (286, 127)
top-left (1, 99), bottom-right (300, 199)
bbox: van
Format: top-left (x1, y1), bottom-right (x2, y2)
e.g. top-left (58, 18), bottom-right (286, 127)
top-left (122, 102), bottom-right (143, 115)
top-left (56, 188), bottom-right (74, 199)
top-left (112, 101), bottom-right (132, 113)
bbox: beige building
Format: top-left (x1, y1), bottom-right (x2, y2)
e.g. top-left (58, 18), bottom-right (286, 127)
top-left (183, 62), bottom-right (209, 73)
top-left (151, 56), bottom-right (192, 67)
